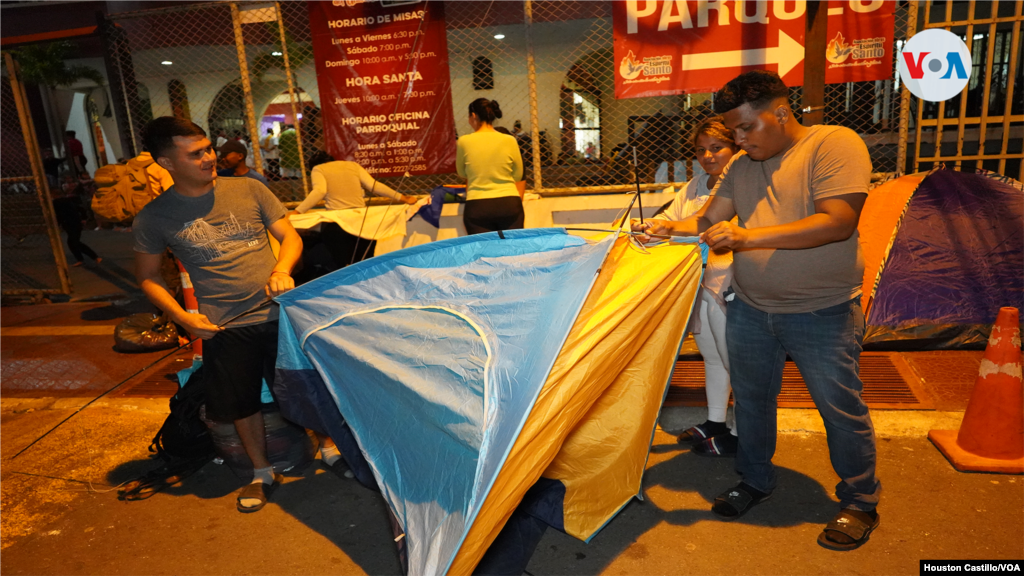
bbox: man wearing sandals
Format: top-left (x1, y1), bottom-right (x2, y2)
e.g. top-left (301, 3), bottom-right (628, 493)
top-left (134, 117), bottom-right (303, 513)
top-left (635, 71), bottom-right (880, 550)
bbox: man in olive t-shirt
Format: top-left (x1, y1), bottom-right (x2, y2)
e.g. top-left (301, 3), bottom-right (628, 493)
top-left (636, 71), bottom-right (880, 551)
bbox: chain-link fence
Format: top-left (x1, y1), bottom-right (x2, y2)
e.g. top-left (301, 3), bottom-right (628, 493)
top-left (1, 53), bottom-right (71, 297)
top-left (106, 4), bottom-right (273, 179)
top-left (101, 0), bottom-right (919, 206)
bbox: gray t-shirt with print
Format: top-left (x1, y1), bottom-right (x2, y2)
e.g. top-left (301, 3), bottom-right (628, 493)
top-left (133, 176), bottom-right (287, 327)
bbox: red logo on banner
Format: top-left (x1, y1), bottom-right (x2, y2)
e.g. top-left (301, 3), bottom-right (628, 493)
top-left (309, 1), bottom-right (456, 176)
top-left (613, 0), bottom-right (895, 99)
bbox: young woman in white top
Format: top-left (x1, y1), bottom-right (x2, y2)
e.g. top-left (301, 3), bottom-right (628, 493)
top-left (654, 117), bottom-right (739, 456)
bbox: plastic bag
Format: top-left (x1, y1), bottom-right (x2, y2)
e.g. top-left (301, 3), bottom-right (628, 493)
top-left (114, 313), bottom-right (179, 353)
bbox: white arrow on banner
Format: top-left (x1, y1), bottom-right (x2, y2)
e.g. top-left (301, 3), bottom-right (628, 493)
top-left (680, 29), bottom-right (804, 77)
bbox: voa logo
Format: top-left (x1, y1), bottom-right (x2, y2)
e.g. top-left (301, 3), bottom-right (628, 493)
top-left (898, 28), bottom-right (971, 102)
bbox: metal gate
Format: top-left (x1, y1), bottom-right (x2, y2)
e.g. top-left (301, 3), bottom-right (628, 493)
top-left (1, 52), bottom-right (71, 298)
top-left (909, 0), bottom-right (1024, 177)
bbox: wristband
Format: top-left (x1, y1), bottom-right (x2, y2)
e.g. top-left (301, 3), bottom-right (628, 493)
top-left (271, 270), bottom-right (290, 276)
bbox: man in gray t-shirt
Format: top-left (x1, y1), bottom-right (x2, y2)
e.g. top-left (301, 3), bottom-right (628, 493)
top-left (134, 176), bottom-right (285, 328)
top-left (636, 71), bottom-right (880, 551)
top-left (134, 117), bottom-right (302, 514)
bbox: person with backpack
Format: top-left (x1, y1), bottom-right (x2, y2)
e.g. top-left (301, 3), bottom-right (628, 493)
top-left (41, 148), bottom-right (64, 190)
top-left (91, 151), bottom-right (174, 226)
top-left (65, 130), bottom-right (87, 175)
top-left (133, 116), bottom-right (303, 513)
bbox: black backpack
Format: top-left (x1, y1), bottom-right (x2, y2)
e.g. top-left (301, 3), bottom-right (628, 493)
top-left (119, 366), bottom-right (215, 501)
top-left (150, 365), bottom-right (216, 459)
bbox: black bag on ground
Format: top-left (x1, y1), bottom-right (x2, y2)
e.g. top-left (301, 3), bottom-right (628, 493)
top-left (119, 365), bottom-right (215, 501)
top-left (114, 313), bottom-right (179, 353)
top-left (151, 365), bottom-right (215, 460)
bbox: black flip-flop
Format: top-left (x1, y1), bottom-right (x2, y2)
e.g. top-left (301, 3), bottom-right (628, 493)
top-left (677, 422), bottom-right (727, 445)
top-left (236, 474), bottom-right (282, 513)
top-left (712, 483), bottom-right (772, 520)
top-left (693, 434), bottom-right (738, 458)
top-left (817, 509), bottom-right (880, 551)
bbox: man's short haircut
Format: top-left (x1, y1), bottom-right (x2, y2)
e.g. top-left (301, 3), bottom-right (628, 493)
top-left (714, 70), bottom-right (790, 115)
top-left (65, 130), bottom-right (76, 137)
top-left (144, 116), bottom-right (207, 160)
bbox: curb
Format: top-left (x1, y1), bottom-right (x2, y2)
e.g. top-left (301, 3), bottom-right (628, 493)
top-left (1, 396), bottom-right (170, 414)
top-left (659, 406), bottom-right (967, 439)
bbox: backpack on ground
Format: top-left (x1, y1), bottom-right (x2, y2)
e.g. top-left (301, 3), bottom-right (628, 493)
top-left (118, 365), bottom-right (215, 501)
top-left (151, 364), bottom-right (215, 460)
top-left (91, 155), bottom-right (158, 223)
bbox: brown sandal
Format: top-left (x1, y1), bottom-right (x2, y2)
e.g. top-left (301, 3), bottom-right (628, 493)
top-left (236, 474), bottom-right (282, 513)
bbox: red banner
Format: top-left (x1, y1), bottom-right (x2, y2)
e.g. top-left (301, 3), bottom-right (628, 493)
top-left (613, 0), bottom-right (895, 99)
top-left (308, 0), bottom-right (456, 176)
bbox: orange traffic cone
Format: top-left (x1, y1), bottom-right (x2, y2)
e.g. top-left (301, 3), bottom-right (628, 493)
top-left (929, 307), bottom-right (1023, 474)
top-left (177, 260), bottom-right (202, 356)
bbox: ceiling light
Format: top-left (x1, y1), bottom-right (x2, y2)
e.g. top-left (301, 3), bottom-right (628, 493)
top-left (494, 34), bottom-right (505, 40)
top-left (161, 61), bottom-right (173, 65)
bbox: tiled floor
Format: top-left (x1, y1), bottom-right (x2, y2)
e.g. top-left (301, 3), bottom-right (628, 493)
top-left (0, 301), bottom-right (185, 398)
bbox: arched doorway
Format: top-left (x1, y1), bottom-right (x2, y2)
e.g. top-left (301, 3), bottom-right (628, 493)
top-left (208, 82), bottom-right (246, 143)
top-left (258, 88), bottom-right (315, 135)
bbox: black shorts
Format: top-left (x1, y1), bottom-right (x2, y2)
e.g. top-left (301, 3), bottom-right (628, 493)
top-left (203, 321), bottom-right (278, 422)
top-left (463, 196), bottom-right (525, 235)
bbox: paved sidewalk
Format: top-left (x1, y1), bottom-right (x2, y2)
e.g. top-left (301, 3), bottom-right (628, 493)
top-left (55, 229), bottom-right (144, 303)
top-left (1, 300), bottom-right (177, 398)
top-left (1, 397), bottom-right (1021, 575)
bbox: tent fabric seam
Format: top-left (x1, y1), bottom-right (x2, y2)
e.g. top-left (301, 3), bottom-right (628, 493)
top-left (300, 305), bottom-right (495, 539)
top-left (441, 233), bottom-right (619, 575)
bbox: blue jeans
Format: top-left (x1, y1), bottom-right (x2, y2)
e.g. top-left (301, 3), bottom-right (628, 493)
top-left (726, 297), bottom-right (881, 511)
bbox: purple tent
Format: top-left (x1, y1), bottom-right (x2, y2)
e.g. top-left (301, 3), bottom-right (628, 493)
top-left (864, 169), bottom-right (1024, 349)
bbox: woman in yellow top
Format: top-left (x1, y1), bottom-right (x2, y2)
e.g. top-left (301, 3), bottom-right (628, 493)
top-left (456, 98), bottom-right (525, 235)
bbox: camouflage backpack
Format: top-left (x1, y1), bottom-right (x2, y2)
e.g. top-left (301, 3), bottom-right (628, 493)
top-left (91, 155), bottom-right (158, 222)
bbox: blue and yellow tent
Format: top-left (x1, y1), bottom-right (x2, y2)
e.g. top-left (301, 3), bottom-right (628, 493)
top-left (274, 227), bottom-right (705, 575)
